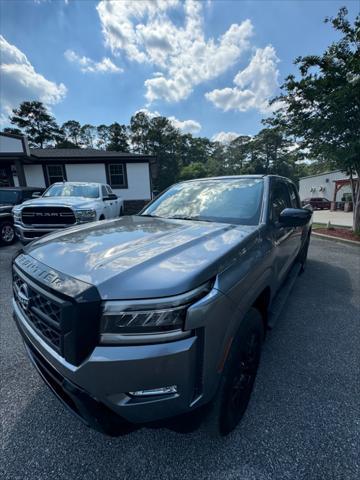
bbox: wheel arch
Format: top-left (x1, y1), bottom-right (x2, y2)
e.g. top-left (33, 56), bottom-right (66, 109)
top-left (252, 286), bottom-right (271, 330)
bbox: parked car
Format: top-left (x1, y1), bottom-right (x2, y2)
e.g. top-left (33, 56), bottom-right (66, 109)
top-left (12, 175), bottom-right (312, 436)
top-left (0, 187), bottom-right (44, 245)
top-left (301, 197), bottom-right (331, 209)
top-left (12, 182), bottom-right (124, 244)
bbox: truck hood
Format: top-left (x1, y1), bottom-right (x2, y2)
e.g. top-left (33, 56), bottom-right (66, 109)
top-left (0, 204), bottom-right (13, 212)
top-left (18, 196), bottom-right (97, 209)
top-left (24, 216), bottom-right (258, 299)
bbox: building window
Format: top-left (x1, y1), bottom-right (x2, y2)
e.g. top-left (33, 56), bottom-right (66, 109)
top-left (107, 163), bottom-right (127, 188)
top-left (46, 164), bottom-right (66, 185)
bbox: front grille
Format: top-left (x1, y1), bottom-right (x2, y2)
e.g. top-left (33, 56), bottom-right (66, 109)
top-left (21, 206), bottom-right (76, 226)
top-left (13, 257), bottom-right (102, 366)
top-left (13, 271), bottom-right (62, 353)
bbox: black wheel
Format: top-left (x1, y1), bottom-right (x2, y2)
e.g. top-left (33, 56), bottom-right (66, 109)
top-left (119, 207), bottom-right (123, 217)
top-left (99, 215), bottom-right (105, 221)
top-left (204, 308), bottom-right (264, 436)
top-left (0, 221), bottom-right (16, 245)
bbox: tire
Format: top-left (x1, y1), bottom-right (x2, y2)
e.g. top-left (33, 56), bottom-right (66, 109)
top-left (0, 221), bottom-right (16, 245)
top-left (119, 207), bottom-right (123, 217)
top-left (99, 215), bottom-right (105, 221)
top-left (203, 308), bottom-right (264, 436)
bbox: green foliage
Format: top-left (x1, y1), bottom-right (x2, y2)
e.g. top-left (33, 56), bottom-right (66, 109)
top-left (61, 120), bottom-right (81, 147)
top-left (3, 100), bottom-right (309, 191)
top-left (80, 124), bottom-right (97, 148)
top-left (107, 123), bottom-right (129, 152)
top-left (179, 162), bottom-right (209, 181)
top-left (3, 127), bottom-right (22, 136)
top-left (265, 7), bottom-right (360, 229)
top-left (9, 101), bottom-right (61, 148)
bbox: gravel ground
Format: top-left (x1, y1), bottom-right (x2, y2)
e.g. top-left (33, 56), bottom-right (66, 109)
top-left (1, 237), bottom-right (359, 480)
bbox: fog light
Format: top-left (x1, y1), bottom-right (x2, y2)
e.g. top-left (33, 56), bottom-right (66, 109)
top-left (129, 386), bottom-right (177, 397)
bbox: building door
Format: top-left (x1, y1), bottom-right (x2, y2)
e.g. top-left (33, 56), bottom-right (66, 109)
top-left (0, 165), bottom-right (14, 186)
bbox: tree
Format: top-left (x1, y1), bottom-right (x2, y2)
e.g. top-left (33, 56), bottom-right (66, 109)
top-left (97, 124), bottom-right (110, 150)
top-left (226, 135), bottom-right (252, 173)
top-left (2, 127), bottom-right (22, 136)
top-left (266, 7), bottom-right (360, 230)
top-left (179, 162), bottom-right (209, 181)
top-left (80, 124), bottom-right (97, 148)
top-left (130, 112), bottom-right (151, 154)
top-left (107, 123), bottom-right (129, 152)
top-left (9, 101), bottom-right (61, 148)
top-left (61, 120), bottom-right (81, 147)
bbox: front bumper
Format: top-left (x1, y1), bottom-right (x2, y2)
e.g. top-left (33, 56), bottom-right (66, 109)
top-left (14, 223), bottom-right (65, 243)
top-left (13, 298), bottom-right (200, 430)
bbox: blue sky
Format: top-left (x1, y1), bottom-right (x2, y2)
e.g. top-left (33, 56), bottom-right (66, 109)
top-left (0, 0), bottom-right (358, 142)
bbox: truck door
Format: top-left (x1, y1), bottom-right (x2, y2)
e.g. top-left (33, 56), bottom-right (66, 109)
top-left (270, 180), bottom-right (300, 283)
top-left (106, 185), bottom-right (118, 217)
top-left (101, 185), bottom-right (111, 218)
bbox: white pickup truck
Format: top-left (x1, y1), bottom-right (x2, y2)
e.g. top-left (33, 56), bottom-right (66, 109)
top-left (12, 182), bottom-right (124, 244)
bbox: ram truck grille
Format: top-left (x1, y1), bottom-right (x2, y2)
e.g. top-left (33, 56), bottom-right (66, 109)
top-left (21, 206), bottom-right (76, 226)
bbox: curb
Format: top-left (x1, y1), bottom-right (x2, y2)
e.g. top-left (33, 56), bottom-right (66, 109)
top-left (312, 232), bottom-right (360, 246)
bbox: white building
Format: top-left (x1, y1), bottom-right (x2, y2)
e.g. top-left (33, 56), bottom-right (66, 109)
top-left (299, 170), bottom-right (353, 201)
top-left (0, 132), bottom-right (155, 213)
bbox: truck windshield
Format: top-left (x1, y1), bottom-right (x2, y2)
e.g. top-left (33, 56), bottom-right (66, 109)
top-left (0, 190), bottom-right (20, 204)
top-left (142, 178), bottom-right (264, 225)
top-left (44, 184), bottom-right (99, 198)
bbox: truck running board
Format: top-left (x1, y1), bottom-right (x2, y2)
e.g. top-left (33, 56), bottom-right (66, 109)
top-left (267, 261), bottom-right (302, 329)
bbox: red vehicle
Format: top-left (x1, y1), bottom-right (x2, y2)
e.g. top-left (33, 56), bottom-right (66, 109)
top-left (301, 197), bottom-right (331, 210)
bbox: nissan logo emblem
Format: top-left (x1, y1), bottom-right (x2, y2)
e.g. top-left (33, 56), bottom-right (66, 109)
top-left (18, 282), bottom-right (30, 310)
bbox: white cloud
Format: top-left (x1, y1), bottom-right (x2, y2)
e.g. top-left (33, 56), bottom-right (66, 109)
top-left (64, 49), bottom-right (122, 73)
top-left (96, 0), bottom-right (253, 103)
top-left (205, 45), bottom-right (280, 113)
top-left (212, 131), bottom-right (243, 144)
top-left (0, 35), bottom-right (66, 124)
top-left (136, 108), bottom-right (201, 134)
top-left (168, 116), bottom-right (201, 134)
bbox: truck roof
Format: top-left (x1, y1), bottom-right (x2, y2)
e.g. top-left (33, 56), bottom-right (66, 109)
top-left (50, 182), bottom-right (104, 186)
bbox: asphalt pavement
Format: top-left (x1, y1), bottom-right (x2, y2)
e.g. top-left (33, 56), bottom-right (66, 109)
top-left (1, 237), bottom-right (359, 480)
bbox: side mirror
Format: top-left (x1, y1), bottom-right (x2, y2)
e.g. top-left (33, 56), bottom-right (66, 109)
top-left (104, 193), bottom-right (117, 201)
top-left (279, 208), bottom-right (312, 227)
top-left (32, 192), bottom-right (41, 198)
top-left (303, 203), bottom-right (313, 212)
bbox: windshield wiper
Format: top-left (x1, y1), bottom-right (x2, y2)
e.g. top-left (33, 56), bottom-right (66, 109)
top-left (166, 215), bottom-right (207, 221)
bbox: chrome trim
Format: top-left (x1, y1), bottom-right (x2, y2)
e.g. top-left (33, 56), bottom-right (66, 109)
top-left (102, 282), bottom-right (212, 312)
top-left (100, 330), bottom-right (191, 345)
top-left (12, 298), bottom-right (76, 373)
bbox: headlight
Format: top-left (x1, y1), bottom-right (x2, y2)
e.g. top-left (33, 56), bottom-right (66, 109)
top-left (100, 281), bottom-right (212, 344)
top-left (12, 208), bottom-right (21, 222)
top-left (75, 209), bottom-right (96, 221)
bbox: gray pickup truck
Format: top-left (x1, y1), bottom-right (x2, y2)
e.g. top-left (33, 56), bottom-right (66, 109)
top-left (12, 175), bottom-right (312, 436)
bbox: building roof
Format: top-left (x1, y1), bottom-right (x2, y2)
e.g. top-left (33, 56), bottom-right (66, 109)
top-left (27, 148), bottom-right (154, 164)
top-left (299, 170), bottom-right (344, 180)
top-left (0, 186), bottom-right (45, 191)
top-left (30, 148), bottom-right (150, 159)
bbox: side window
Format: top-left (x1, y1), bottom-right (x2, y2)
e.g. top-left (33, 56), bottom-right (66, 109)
top-left (288, 184), bottom-right (300, 208)
top-left (271, 182), bottom-right (292, 222)
top-left (106, 185), bottom-right (113, 195)
top-left (101, 185), bottom-right (108, 198)
top-left (107, 163), bottom-right (127, 188)
top-left (46, 164), bottom-right (66, 185)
